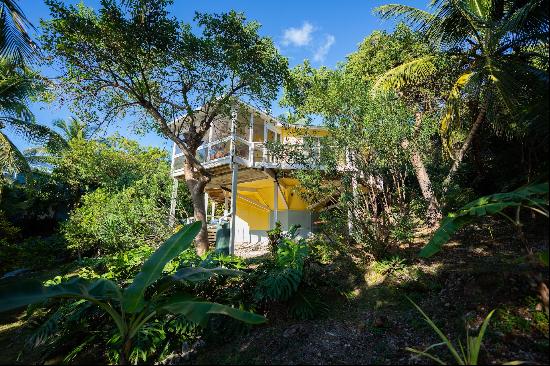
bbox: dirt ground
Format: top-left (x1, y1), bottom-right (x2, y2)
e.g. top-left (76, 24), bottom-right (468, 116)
top-left (0, 219), bottom-right (548, 365)
top-left (191, 219), bottom-right (549, 365)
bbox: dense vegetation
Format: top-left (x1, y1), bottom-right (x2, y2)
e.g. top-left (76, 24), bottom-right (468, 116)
top-left (0, 0), bottom-right (548, 364)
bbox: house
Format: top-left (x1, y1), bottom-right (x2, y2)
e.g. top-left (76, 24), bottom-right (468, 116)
top-left (170, 102), bottom-right (329, 254)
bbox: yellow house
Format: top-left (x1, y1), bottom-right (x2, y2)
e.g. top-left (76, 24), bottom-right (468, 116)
top-left (170, 102), bottom-right (328, 253)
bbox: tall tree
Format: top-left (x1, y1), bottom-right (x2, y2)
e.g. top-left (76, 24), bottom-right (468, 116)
top-left (374, 0), bottom-right (549, 196)
top-left (282, 26), bottom-right (450, 225)
top-left (41, 0), bottom-right (288, 254)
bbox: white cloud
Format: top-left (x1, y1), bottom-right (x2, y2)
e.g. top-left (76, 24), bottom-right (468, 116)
top-left (313, 35), bottom-right (335, 62)
top-left (282, 22), bottom-right (314, 47)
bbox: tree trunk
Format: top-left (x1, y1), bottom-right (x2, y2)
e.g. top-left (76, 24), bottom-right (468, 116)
top-left (184, 160), bottom-right (210, 255)
top-left (404, 112), bottom-right (442, 225)
top-left (441, 102), bottom-right (487, 194)
top-left (402, 138), bottom-right (442, 225)
top-left (119, 338), bottom-right (132, 365)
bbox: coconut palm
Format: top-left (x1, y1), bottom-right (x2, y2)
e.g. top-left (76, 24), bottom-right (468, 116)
top-left (0, 60), bottom-right (61, 175)
top-left (24, 117), bottom-right (91, 168)
top-left (0, 0), bottom-right (36, 62)
top-left (374, 0), bottom-right (549, 193)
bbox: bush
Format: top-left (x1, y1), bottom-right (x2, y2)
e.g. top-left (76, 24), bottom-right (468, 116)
top-left (62, 173), bottom-right (174, 256)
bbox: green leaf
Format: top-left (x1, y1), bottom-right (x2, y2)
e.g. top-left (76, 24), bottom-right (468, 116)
top-left (159, 299), bottom-right (267, 327)
top-left (538, 251), bottom-right (549, 267)
top-left (420, 215), bottom-right (473, 258)
top-left (406, 296), bottom-right (464, 364)
top-left (172, 267), bottom-right (243, 283)
top-left (122, 221), bottom-right (201, 313)
top-left (420, 182), bottom-right (548, 258)
top-left (469, 309), bottom-right (495, 364)
top-left (0, 277), bottom-right (121, 312)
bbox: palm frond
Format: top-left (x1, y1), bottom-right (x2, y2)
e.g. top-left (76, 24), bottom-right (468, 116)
top-left (0, 129), bottom-right (29, 173)
top-left (372, 55), bottom-right (438, 93)
top-left (497, 0), bottom-right (548, 42)
top-left (374, 4), bottom-right (434, 26)
top-left (425, 0), bottom-right (479, 47)
top-left (440, 71), bottom-right (479, 153)
top-left (2, 117), bottom-right (65, 147)
top-left (0, 0), bottom-right (36, 62)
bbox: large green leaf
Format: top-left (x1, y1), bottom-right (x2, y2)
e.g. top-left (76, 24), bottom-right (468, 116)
top-left (420, 183), bottom-right (548, 258)
top-left (0, 278), bottom-right (121, 312)
top-left (159, 299), bottom-right (267, 327)
top-left (171, 267), bottom-right (243, 283)
top-left (122, 221), bottom-right (201, 313)
top-left (419, 215), bottom-right (474, 258)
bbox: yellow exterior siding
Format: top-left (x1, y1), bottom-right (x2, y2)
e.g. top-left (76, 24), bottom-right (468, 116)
top-left (235, 177), bottom-right (309, 230)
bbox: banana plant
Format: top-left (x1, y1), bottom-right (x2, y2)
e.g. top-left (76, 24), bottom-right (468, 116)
top-left (0, 222), bottom-right (266, 365)
top-left (420, 182), bottom-right (549, 258)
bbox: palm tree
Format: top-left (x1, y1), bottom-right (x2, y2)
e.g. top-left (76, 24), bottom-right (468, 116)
top-left (374, 0), bottom-right (549, 194)
top-left (24, 117), bottom-right (91, 169)
top-left (0, 0), bottom-right (36, 62)
top-left (0, 60), bottom-right (61, 176)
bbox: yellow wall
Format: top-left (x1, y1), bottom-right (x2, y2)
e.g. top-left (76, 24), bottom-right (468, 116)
top-left (235, 198), bottom-right (269, 230)
top-left (235, 178), bottom-right (309, 230)
top-left (281, 126), bottom-right (329, 140)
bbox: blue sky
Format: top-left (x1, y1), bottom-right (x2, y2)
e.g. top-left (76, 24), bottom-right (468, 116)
top-left (10, 0), bottom-right (427, 154)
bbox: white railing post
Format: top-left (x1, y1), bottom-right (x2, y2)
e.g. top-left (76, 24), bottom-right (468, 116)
top-left (230, 108), bottom-right (237, 166)
top-left (206, 125), bottom-right (214, 162)
top-left (248, 112), bottom-right (254, 166)
top-left (263, 121), bottom-right (268, 163)
top-left (204, 192), bottom-right (209, 223)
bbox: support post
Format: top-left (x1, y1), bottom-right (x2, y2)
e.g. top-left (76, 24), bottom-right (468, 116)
top-left (211, 201), bottom-right (216, 221)
top-left (169, 178), bottom-right (178, 228)
top-left (204, 192), bottom-right (209, 223)
top-left (229, 106), bottom-right (238, 255)
top-left (229, 164), bottom-right (238, 255)
top-left (206, 123), bottom-right (214, 162)
top-left (169, 142), bottom-right (178, 227)
top-left (263, 119), bottom-right (268, 163)
top-left (224, 192), bottom-right (229, 216)
top-left (273, 179), bottom-right (279, 227)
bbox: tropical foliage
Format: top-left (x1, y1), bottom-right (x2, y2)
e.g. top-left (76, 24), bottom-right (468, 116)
top-left (0, 222), bottom-right (265, 364)
top-left (0, 0), bottom-right (548, 364)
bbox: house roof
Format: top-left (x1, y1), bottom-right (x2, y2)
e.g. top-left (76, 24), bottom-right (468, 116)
top-left (169, 99), bottom-right (328, 132)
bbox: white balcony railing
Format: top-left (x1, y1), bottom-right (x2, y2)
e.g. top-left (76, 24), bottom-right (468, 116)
top-left (172, 137), bottom-right (323, 174)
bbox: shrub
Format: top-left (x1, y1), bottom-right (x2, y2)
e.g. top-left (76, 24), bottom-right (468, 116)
top-left (253, 228), bottom-right (328, 320)
top-left (62, 173), bottom-right (174, 256)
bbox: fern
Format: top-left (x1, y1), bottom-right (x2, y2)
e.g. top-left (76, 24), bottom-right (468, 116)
top-left (27, 299), bottom-right (91, 348)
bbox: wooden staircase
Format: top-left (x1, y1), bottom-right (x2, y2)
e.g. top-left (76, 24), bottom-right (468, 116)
top-left (207, 224), bottom-right (217, 246)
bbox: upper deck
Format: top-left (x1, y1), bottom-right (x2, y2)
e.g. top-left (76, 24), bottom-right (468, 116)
top-left (171, 104), bottom-right (328, 178)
